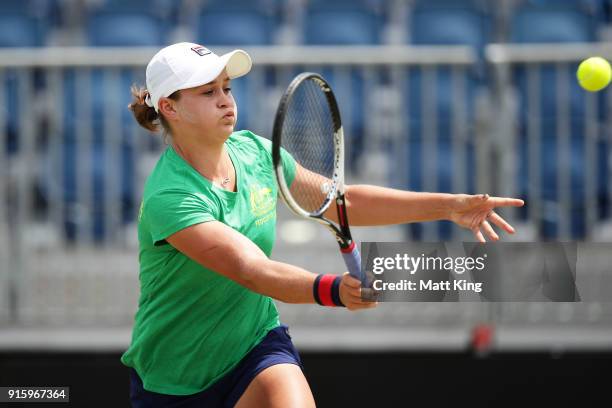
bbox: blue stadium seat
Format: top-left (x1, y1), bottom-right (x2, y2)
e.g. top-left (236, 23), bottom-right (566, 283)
top-left (527, 0), bottom-right (601, 13)
top-left (87, 12), bottom-right (165, 47)
top-left (303, 2), bottom-right (382, 45)
top-left (510, 8), bottom-right (595, 43)
top-left (2, 0), bottom-right (56, 13)
top-left (197, 11), bottom-right (273, 45)
top-left (0, 14), bottom-right (44, 47)
top-left (412, 0), bottom-right (487, 7)
top-left (0, 0), bottom-right (55, 42)
top-left (94, 0), bottom-right (173, 14)
top-left (307, 0), bottom-right (387, 8)
top-left (85, 0), bottom-right (168, 47)
top-left (5, 0), bottom-right (63, 33)
top-left (305, 11), bottom-right (380, 45)
top-left (195, 1), bottom-right (277, 46)
top-left (410, 7), bottom-right (489, 49)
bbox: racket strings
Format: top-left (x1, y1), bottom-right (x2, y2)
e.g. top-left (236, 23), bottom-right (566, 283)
top-left (282, 80), bottom-right (336, 214)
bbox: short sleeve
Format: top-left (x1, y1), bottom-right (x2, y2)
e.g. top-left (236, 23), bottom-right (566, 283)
top-left (144, 189), bottom-right (218, 244)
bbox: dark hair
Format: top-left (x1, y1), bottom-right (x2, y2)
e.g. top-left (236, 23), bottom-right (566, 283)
top-left (128, 85), bottom-right (180, 134)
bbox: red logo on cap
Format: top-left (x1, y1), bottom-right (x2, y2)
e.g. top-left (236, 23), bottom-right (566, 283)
top-left (191, 45), bottom-right (211, 56)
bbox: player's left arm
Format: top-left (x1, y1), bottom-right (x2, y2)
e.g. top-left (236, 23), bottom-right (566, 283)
top-left (339, 185), bottom-right (524, 242)
top-left (288, 164), bottom-right (524, 242)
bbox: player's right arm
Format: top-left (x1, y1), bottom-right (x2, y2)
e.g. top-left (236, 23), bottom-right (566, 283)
top-left (165, 221), bottom-right (376, 310)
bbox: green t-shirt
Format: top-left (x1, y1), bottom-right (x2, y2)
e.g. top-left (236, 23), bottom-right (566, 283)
top-left (121, 130), bottom-right (296, 395)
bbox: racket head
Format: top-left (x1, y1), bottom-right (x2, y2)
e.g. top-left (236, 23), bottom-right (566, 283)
top-left (272, 72), bottom-right (344, 218)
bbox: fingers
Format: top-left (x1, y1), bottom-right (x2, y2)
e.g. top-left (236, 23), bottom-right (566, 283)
top-left (342, 272), bottom-right (361, 289)
top-left (344, 295), bottom-right (378, 311)
top-left (467, 194), bottom-right (524, 209)
top-left (481, 220), bottom-right (499, 241)
top-left (470, 209), bottom-right (489, 231)
top-left (465, 194), bottom-right (523, 240)
top-left (340, 272), bottom-right (378, 311)
top-left (472, 227), bottom-right (486, 243)
top-left (489, 211), bottom-right (516, 234)
top-left (474, 193), bottom-right (489, 201)
top-left (473, 210), bottom-right (518, 241)
top-left (488, 197), bottom-right (525, 208)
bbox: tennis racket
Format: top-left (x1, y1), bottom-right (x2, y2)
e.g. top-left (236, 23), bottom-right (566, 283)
top-left (272, 72), bottom-right (362, 282)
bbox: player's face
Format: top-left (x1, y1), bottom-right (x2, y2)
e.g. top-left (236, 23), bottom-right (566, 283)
top-left (173, 71), bottom-right (236, 140)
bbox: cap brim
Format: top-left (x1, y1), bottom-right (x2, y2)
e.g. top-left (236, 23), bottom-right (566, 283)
top-left (221, 50), bottom-right (252, 79)
top-left (180, 49), bottom-right (252, 91)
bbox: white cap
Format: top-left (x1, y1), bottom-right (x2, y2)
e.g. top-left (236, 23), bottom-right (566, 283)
top-left (145, 42), bottom-right (252, 112)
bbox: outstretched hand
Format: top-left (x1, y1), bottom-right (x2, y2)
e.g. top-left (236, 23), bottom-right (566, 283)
top-left (449, 194), bottom-right (525, 242)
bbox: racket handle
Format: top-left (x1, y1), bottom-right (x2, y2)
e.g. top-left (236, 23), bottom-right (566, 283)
top-left (341, 242), bottom-right (362, 282)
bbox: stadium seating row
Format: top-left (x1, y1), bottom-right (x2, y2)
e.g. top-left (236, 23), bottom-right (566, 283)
top-left (0, 0), bottom-right (610, 47)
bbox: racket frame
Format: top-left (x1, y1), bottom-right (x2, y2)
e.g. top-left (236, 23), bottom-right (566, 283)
top-left (272, 72), bottom-right (354, 249)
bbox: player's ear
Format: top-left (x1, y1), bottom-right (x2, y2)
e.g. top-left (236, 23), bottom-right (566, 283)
top-left (158, 97), bottom-right (178, 120)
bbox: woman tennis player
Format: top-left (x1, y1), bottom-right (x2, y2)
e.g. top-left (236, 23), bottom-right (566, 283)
top-left (121, 42), bottom-right (524, 407)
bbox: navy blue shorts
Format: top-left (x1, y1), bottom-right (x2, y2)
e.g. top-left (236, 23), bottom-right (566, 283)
top-left (129, 324), bottom-right (303, 408)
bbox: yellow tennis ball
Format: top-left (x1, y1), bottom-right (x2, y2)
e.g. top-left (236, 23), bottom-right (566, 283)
top-left (577, 57), bottom-right (612, 92)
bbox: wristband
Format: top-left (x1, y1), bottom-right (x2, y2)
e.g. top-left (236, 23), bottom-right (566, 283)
top-left (313, 274), bottom-right (345, 307)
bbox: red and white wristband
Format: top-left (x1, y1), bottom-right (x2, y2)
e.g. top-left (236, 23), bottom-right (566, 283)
top-left (313, 274), bottom-right (345, 307)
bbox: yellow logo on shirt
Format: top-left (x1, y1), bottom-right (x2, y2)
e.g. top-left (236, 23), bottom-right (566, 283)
top-left (249, 185), bottom-right (275, 217)
top-left (249, 185), bottom-right (275, 227)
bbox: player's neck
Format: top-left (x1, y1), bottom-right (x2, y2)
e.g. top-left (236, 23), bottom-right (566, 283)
top-left (172, 136), bottom-right (229, 179)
